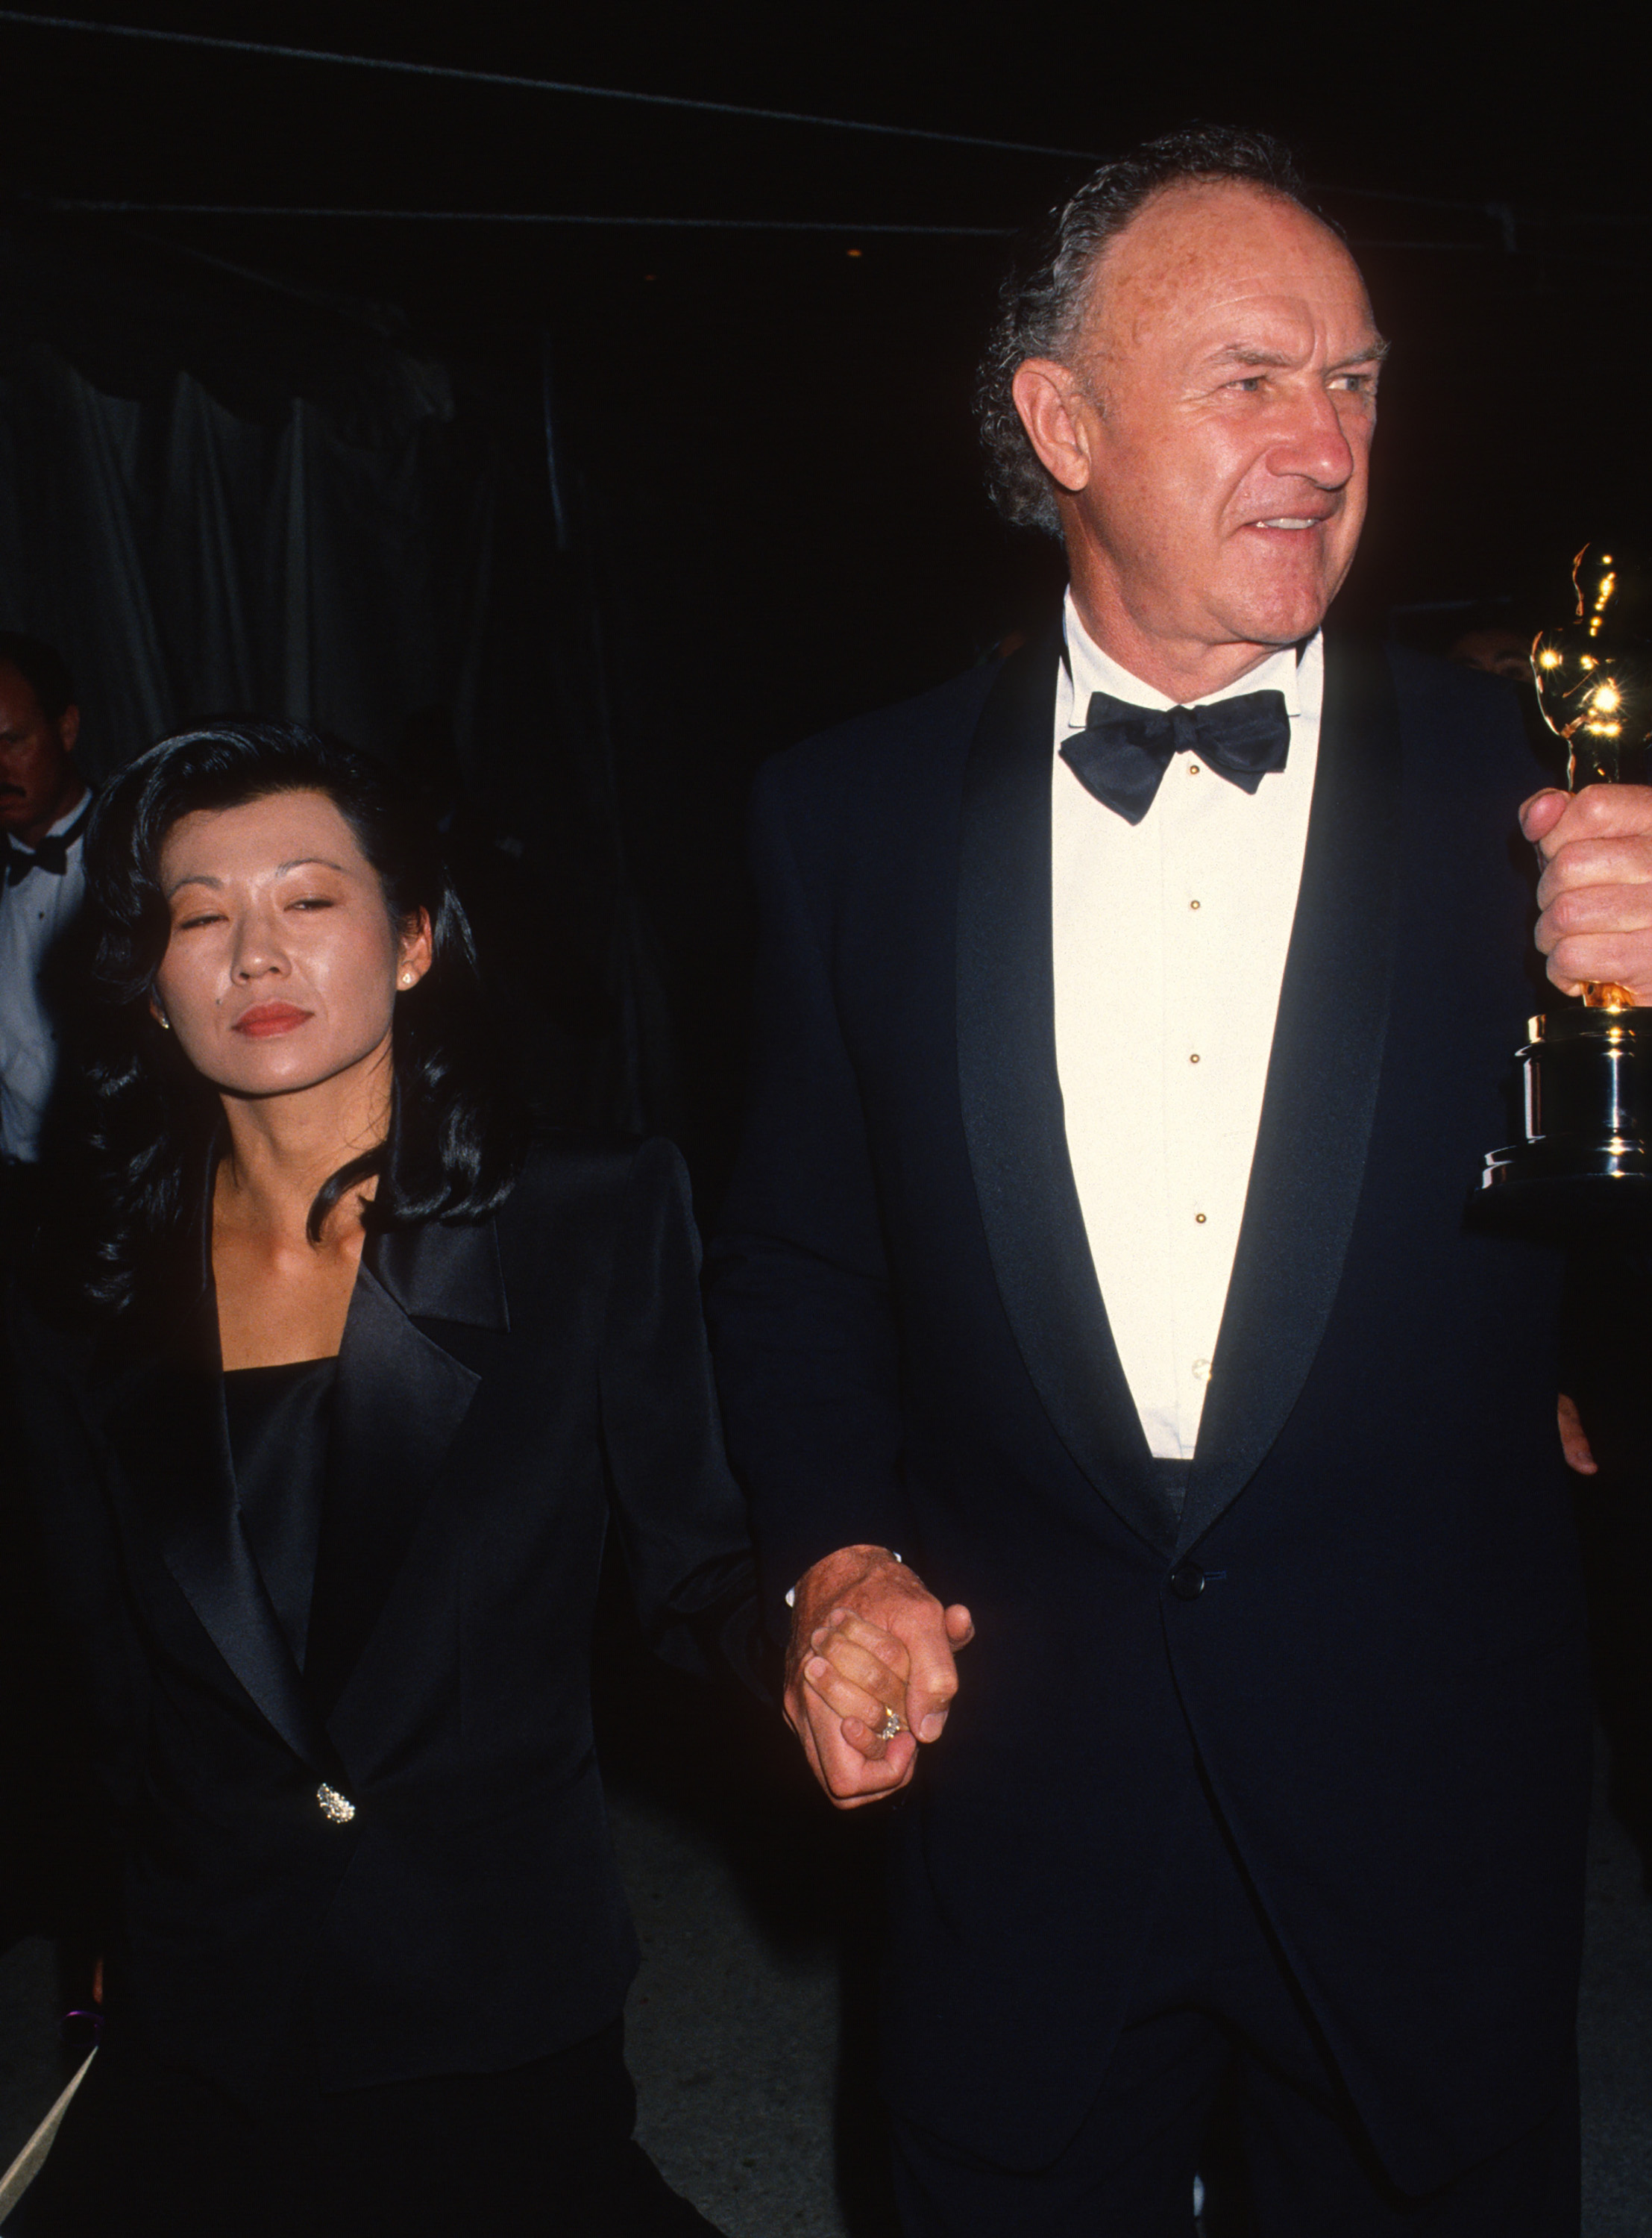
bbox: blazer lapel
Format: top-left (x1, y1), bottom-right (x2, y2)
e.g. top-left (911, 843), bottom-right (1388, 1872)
top-left (303, 1217), bottom-right (505, 1717)
top-left (956, 629), bottom-right (1179, 1555)
top-left (95, 1232), bottom-right (336, 1774)
top-left (1176, 636), bottom-right (1404, 1554)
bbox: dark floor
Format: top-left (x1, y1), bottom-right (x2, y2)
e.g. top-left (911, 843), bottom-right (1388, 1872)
top-left (2, 1733), bottom-right (1648, 2233)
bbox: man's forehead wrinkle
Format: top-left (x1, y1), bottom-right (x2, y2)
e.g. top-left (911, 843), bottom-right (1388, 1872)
top-left (1086, 179), bottom-right (1371, 353)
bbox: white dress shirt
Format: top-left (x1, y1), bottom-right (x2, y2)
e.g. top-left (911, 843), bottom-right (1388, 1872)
top-left (0, 794), bottom-right (89, 1162)
top-left (1052, 591), bottom-right (1322, 1458)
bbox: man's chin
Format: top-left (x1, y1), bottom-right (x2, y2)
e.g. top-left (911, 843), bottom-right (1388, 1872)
top-left (1221, 582), bottom-right (1338, 651)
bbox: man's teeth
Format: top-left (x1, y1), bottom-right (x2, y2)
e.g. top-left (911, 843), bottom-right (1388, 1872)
top-left (1256, 517), bottom-right (1319, 529)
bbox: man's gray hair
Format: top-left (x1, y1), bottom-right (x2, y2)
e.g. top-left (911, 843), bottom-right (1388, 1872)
top-left (976, 125), bottom-right (1313, 538)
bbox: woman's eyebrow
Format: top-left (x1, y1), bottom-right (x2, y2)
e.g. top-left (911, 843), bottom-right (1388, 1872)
top-left (163, 856), bottom-right (348, 899)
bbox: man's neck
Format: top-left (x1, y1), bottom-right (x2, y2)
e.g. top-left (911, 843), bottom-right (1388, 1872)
top-left (1067, 582), bottom-right (1284, 706)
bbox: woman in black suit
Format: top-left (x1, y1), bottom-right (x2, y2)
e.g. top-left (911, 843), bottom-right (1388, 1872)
top-left (4, 721), bottom-right (756, 2236)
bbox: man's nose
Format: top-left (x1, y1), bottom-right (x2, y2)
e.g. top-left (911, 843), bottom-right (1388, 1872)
top-left (1266, 382), bottom-right (1357, 489)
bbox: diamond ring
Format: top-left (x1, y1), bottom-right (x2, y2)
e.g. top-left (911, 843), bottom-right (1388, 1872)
top-left (876, 1709), bottom-right (906, 1742)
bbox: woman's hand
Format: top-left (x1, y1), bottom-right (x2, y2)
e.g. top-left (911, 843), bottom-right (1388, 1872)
top-left (803, 1606), bottom-right (916, 1761)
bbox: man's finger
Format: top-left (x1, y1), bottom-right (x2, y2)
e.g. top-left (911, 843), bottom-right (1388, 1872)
top-left (1557, 1392), bottom-right (1598, 1476)
top-left (893, 1613), bottom-right (960, 1737)
top-left (1525, 781), bottom-right (1652, 865)
top-left (1540, 932), bottom-right (1652, 1001)
top-left (1519, 788), bottom-right (1570, 847)
top-left (1534, 876), bottom-right (1652, 935)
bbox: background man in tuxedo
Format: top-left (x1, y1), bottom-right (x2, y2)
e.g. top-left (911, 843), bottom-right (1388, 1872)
top-left (0, 632), bottom-right (88, 1190)
top-left (707, 128), bottom-right (1652, 2234)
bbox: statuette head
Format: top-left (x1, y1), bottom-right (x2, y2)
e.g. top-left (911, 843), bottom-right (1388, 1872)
top-left (1531, 542), bottom-right (1652, 789)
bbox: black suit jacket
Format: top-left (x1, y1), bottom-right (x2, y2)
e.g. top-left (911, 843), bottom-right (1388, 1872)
top-left (7, 1134), bottom-right (756, 2099)
top-left (706, 632), bottom-right (1592, 2190)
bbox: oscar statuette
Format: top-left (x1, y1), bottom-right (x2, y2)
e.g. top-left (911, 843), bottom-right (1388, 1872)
top-left (1481, 543), bottom-right (1652, 1223)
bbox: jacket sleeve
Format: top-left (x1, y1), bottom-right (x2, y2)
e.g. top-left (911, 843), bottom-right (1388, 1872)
top-left (596, 1135), bottom-right (766, 1693)
top-left (705, 758), bottom-right (913, 1643)
top-left (1, 1291), bottom-right (132, 1943)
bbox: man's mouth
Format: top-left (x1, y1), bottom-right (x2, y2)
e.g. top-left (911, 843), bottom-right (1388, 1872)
top-left (1249, 516), bottom-right (1329, 531)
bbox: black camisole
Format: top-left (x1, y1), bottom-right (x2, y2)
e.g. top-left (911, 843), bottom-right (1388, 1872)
top-left (222, 1356), bottom-right (337, 1670)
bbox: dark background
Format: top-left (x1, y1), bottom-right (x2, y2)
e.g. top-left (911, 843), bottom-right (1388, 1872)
top-left (6, 0), bottom-right (1652, 1184)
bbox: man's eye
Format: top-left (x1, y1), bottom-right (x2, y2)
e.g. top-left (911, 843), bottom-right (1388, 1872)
top-left (289, 895), bottom-right (335, 911)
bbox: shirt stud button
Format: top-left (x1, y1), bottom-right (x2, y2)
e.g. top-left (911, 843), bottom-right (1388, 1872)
top-left (1188, 763), bottom-right (1202, 775)
top-left (1195, 1212), bottom-right (1207, 1224)
top-left (1189, 1053), bottom-right (1200, 1064)
top-left (1189, 899), bottom-right (1201, 910)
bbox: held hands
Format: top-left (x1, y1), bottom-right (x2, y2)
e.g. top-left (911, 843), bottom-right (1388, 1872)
top-left (784, 1543), bottom-right (974, 1810)
top-left (1521, 785), bottom-right (1652, 1003)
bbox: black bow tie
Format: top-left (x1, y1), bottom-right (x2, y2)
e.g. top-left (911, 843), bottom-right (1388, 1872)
top-left (2, 799), bottom-right (92, 885)
top-left (1060, 689), bottom-right (1292, 826)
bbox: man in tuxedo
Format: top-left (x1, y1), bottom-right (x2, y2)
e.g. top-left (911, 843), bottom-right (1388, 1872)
top-left (706, 128), bottom-right (1652, 2234)
top-left (0, 633), bottom-right (89, 1187)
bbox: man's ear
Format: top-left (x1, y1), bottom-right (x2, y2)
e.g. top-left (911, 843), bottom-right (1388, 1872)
top-left (57, 704), bottom-right (81, 756)
top-left (1011, 359), bottom-right (1094, 495)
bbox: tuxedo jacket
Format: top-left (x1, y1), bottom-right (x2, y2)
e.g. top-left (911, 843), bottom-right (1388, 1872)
top-left (706, 631), bottom-right (1592, 2191)
top-left (6, 1135), bottom-right (756, 2101)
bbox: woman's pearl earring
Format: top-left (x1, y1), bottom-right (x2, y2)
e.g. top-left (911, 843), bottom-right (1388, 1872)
top-left (400, 972), bottom-right (415, 988)
top-left (157, 1012), bottom-right (171, 1031)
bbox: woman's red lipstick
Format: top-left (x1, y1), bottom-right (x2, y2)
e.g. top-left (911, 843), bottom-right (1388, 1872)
top-left (233, 1003), bottom-right (312, 1038)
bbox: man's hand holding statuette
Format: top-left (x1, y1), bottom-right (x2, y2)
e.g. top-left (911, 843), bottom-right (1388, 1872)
top-left (1522, 783), bottom-right (1652, 1003)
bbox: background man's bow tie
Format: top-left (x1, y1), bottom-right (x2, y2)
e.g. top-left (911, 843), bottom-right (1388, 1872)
top-left (1060, 689), bottom-right (1291, 826)
top-left (1, 800), bottom-right (92, 883)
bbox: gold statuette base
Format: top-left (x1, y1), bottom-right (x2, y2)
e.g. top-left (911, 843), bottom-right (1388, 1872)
top-left (1481, 1006), bottom-right (1652, 1230)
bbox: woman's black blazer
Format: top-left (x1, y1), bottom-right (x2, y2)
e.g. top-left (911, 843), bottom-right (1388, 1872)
top-left (5, 1134), bottom-right (756, 2099)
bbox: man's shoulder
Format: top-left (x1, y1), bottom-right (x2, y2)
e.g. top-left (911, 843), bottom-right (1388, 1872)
top-left (1378, 639), bottom-right (1528, 736)
top-left (756, 662), bottom-right (1002, 826)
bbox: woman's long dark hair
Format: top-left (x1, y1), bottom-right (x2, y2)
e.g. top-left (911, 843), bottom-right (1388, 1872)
top-left (62, 720), bottom-right (530, 1315)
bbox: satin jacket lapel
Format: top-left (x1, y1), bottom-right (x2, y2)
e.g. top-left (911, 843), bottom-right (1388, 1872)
top-left (94, 1227), bottom-right (335, 1773)
top-left (956, 630), bottom-right (1178, 1555)
top-left (1177, 638), bottom-right (1404, 1555)
top-left (304, 1218), bottom-right (504, 1717)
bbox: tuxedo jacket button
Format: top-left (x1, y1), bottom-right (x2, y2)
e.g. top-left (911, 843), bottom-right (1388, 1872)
top-left (1168, 1562), bottom-right (1206, 1601)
